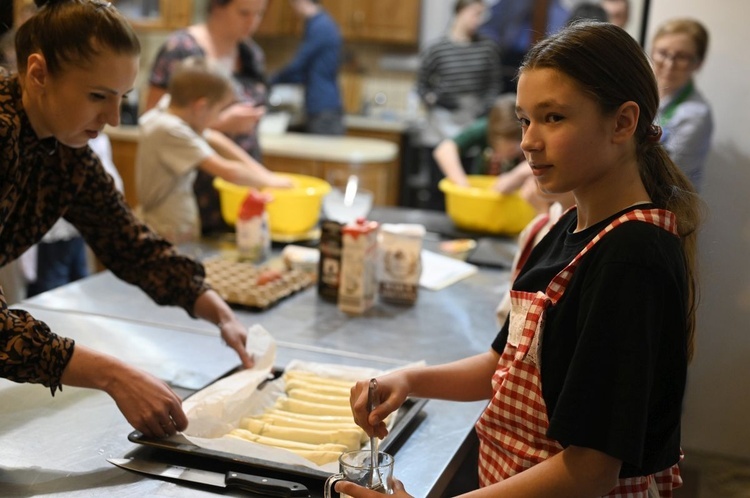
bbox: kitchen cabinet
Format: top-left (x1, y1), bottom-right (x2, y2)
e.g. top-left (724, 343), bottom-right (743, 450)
top-left (255, 0), bottom-right (302, 38)
top-left (256, 0), bottom-right (421, 46)
top-left (345, 125), bottom-right (405, 206)
top-left (105, 126), bottom-right (399, 208)
top-left (107, 133), bottom-right (140, 208)
top-left (261, 154), bottom-right (398, 206)
top-left (333, 0), bottom-right (422, 46)
top-left (258, 132), bottom-right (399, 206)
top-left (261, 154), bottom-right (321, 178)
top-left (112, 0), bottom-right (192, 30)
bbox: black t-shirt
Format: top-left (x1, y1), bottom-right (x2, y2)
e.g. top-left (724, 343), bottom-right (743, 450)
top-left (492, 205), bottom-right (688, 477)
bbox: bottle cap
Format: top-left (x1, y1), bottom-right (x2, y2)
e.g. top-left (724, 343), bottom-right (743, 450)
top-left (238, 190), bottom-right (266, 220)
top-left (342, 217), bottom-right (379, 238)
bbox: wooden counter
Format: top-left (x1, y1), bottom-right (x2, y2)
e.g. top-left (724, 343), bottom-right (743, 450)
top-left (105, 125), bottom-right (400, 207)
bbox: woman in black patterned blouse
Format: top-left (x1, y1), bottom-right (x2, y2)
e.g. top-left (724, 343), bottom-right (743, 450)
top-left (1, 0), bottom-right (255, 438)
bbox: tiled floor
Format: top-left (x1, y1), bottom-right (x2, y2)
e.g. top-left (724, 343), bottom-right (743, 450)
top-left (676, 451), bottom-right (750, 498)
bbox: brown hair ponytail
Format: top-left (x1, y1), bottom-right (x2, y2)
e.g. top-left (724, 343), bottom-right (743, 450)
top-left (16, 0), bottom-right (140, 75)
top-left (519, 21), bottom-right (704, 360)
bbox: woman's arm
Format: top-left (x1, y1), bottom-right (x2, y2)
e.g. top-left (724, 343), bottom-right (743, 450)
top-left (60, 343), bottom-right (189, 438)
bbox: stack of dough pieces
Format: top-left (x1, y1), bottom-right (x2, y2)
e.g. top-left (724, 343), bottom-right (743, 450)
top-left (227, 370), bottom-right (370, 465)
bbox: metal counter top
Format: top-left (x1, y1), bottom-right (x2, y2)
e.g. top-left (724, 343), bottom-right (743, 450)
top-left (1, 208), bottom-right (513, 497)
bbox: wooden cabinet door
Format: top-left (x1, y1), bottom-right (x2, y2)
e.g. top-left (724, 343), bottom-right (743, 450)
top-left (320, 0), bottom-right (420, 46)
top-left (353, 0), bottom-right (421, 45)
top-left (112, 0), bottom-right (193, 30)
top-left (108, 137), bottom-right (140, 208)
top-left (319, 0), bottom-right (354, 39)
top-left (256, 0), bottom-right (302, 38)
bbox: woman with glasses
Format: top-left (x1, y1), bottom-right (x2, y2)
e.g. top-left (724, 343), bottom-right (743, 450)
top-left (651, 18), bottom-right (713, 191)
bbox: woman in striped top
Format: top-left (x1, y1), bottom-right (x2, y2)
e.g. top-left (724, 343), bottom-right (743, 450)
top-left (416, 0), bottom-right (502, 209)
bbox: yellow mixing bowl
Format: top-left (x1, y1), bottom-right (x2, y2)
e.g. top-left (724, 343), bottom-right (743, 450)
top-left (213, 174), bottom-right (331, 235)
top-left (439, 175), bottom-right (537, 235)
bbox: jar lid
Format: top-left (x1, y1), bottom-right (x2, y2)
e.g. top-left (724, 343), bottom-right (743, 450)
top-left (342, 217), bottom-right (379, 237)
top-left (238, 190), bottom-right (266, 219)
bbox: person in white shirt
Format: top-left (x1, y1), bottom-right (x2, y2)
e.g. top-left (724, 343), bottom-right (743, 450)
top-left (137, 57), bottom-right (291, 244)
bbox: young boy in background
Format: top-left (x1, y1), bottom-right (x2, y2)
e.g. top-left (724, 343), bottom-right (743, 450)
top-left (137, 57), bottom-right (291, 244)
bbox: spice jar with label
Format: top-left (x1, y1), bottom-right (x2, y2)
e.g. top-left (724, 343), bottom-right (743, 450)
top-left (318, 220), bottom-right (344, 301)
top-left (236, 190), bottom-right (269, 262)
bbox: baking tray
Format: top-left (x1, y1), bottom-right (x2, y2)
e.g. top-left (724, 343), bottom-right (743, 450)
top-left (127, 369), bottom-right (427, 481)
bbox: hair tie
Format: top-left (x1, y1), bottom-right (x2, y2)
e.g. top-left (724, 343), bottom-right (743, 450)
top-left (647, 124), bottom-right (663, 143)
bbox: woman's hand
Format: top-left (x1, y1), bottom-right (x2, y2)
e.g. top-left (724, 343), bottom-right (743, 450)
top-left (349, 373), bottom-right (410, 439)
top-left (218, 316), bottom-right (254, 369)
top-left (106, 364), bottom-right (189, 438)
top-left (213, 103), bottom-right (266, 135)
top-left (193, 290), bottom-right (254, 369)
top-left (60, 344), bottom-right (188, 438)
top-left (336, 478), bottom-right (412, 498)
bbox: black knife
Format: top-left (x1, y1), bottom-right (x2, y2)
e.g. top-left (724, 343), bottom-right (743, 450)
top-left (108, 457), bottom-right (310, 497)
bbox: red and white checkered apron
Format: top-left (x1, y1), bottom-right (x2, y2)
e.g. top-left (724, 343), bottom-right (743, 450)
top-left (475, 208), bottom-right (684, 497)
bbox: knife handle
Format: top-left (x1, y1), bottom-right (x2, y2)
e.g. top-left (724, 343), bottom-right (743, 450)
top-left (225, 471), bottom-right (310, 497)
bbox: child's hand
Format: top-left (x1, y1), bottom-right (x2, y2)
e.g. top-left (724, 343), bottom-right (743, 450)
top-left (492, 160), bottom-right (533, 194)
top-left (266, 174), bottom-right (294, 189)
top-left (349, 374), bottom-right (409, 439)
top-left (215, 103), bottom-right (266, 134)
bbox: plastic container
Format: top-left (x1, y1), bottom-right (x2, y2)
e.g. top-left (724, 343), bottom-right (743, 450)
top-left (236, 190), bottom-right (269, 262)
top-left (213, 174), bottom-right (331, 235)
top-left (438, 176), bottom-right (537, 235)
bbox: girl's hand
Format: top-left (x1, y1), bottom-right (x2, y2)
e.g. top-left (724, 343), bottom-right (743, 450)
top-left (336, 478), bottom-right (412, 498)
top-left (349, 373), bottom-right (409, 439)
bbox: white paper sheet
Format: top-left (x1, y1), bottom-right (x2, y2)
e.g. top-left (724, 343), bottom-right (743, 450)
top-left (178, 325), bottom-right (411, 473)
top-left (419, 249), bottom-right (478, 290)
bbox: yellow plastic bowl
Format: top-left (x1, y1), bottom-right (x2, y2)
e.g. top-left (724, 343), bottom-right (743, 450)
top-left (213, 174), bottom-right (331, 235)
top-left (439, 175), bottom-right (537, 235)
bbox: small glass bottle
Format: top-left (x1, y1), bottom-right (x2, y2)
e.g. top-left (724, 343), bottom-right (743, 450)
top-left (236, 190), bottom-right (269, 262)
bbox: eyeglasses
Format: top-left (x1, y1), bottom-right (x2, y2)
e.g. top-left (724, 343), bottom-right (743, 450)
top-left (652, 49), bottom-right (698, 68)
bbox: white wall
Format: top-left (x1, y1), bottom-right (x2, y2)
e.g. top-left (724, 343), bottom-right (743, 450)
top-left (648, 0), bottom-right (750, 461)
